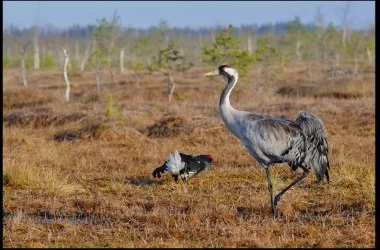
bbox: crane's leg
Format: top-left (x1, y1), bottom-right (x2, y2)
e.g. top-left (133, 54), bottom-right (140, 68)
top-left (264, 167), bottom-right (276, 214)
top-left (274, 166), bottom-right (309, 207)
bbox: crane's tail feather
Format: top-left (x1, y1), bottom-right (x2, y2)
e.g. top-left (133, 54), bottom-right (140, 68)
top-left (296, 111), bottom-right (330, 183)
top-left (166, 150), bottom-right (186, 175)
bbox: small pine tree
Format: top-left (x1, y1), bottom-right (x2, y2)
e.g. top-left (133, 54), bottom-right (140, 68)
top-left (87, 12), bottom-right (120, 90)
top-left (105, 93), bottom-right (121, 118)
top-left (203, 24), bottom-right (254, 77)
top-left (254, 44), bottom-right (285, 84)
top-left (152, 41), bottom-right (183, 103)
top-left (130, 61), bottom-right (145, 88)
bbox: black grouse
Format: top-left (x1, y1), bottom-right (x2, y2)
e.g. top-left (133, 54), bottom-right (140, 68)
top-left (152, 150), bottom-right (213, 182)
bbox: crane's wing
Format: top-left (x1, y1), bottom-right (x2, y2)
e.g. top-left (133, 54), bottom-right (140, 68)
top-left (296, 111), bottom-right (330, 182)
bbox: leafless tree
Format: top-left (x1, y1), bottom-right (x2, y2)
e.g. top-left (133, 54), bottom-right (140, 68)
top-left (75, 41), bottom-right (80, 63)
top-left (296, 40), bottom-right (302, 60)
top-left (33, 2), bottom-right (40, 70)
top-left (366, 48), bottom-right (373, 64)
top-left (314, 6), bottom-right (327, 75)
top-left (167, 71), bottom-right (176, 103)
top-left (20, 41), bottom-right (32, 87)
top-left (120, 47), bottom-right (125, 73)
top-left (80, 42), bottom-right (90, 72)
top-left (109, 33), bottom-right (117, 82)
top-left (341, 1), bottom-right (351, 47)
top-left (33, 26), bottom-right (40, 70)
top-left (62, 48), bottom-right (70, 101)
top-left (247, 35), bottom-right (252, 54)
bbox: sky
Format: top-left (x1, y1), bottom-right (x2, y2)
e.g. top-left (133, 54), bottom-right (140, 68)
top-left (3, 1), bottom-right (375, 30)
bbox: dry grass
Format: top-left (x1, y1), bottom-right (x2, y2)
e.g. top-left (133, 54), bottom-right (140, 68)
top-left (3, 62), bottom-right (375, 247)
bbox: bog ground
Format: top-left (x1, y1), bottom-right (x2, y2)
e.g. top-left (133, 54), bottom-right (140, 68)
top-left (3, 64), bottom-right (375, 247)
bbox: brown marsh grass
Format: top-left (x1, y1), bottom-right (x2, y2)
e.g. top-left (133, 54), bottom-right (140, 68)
top-left (3, 62), bottom-right (375, 247)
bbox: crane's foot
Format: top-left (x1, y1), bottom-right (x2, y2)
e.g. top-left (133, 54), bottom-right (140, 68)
top-left (274, 195), bottom-right (281, 207)
top-left (271, 206), bottom-right (279, 216)
top-left (270, 201), bottom-right (277, 214)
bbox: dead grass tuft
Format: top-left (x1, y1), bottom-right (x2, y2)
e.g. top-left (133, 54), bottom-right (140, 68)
top-left (3, 89), bottom-right (53, 110)
top-left (140, 116), bottom-right (192, 138)
top-left (53, 122), bottom-right (103, 141)
top-left (140, 116), bottom-right (222, 139)
top-left (276, 84), bottom-right (318, 97)
top-left (276, 75), bottom-right (374, 99)
top-left (3, 109), bottom-right (87, 128)
top-left (80, 90), bottom-right (101, 103)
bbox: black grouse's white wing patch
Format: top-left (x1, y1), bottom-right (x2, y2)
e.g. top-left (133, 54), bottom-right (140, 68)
top-left (166, 150), bottom-right (186, 175)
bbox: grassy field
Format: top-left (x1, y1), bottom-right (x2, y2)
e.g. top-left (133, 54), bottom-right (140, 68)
top-left (3, 62), bottom-right (375, 247)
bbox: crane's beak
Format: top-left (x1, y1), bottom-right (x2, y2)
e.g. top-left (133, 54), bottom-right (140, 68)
top-left (204, 70), bottom-right (219, 77)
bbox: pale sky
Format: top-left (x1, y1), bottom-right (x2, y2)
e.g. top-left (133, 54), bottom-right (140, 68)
top-left (3, 1), bottom-right (375, 29)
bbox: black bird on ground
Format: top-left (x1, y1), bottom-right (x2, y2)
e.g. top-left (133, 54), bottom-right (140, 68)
top-left (152, 151), bottom-right (213, 182)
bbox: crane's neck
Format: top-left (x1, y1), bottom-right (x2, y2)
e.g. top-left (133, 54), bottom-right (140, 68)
top-left (219, 73), bottom-right (240, 136)
top-left (219, 75), bottom-right (237, 108)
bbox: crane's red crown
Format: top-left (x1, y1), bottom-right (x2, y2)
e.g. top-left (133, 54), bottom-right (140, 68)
top-left (218, 65), bottom-right (231, 71)
top-left (208, 153), bottom-right (213, 159)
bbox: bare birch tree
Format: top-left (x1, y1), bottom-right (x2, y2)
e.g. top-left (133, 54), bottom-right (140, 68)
top-left (62, 48), bottom-right (70, 101)
top-left (33, 26), bottom-right (40, 70)
top-left (341, 1), bottom-right (351, 47)
top-left (296, 40), bottom-right (302, 60)
top-left (247, 35), bottom-right (252, 54)
top-left (366, 48), bottom-right (373, 64)
top-left (120, 48), bottom-right (125, 74)
top-left (314, 6), bottom-right (327, 74)
top-left (20, 41), bottom-right (32, 87)
top-left (80, 42), bottom-right (90, 72)
top-left (32, 2), bottom-right (40, 70)
top-left (75, 41), bottom-right (80, 63)
top-left (365, 25), bottom-right (375, 65)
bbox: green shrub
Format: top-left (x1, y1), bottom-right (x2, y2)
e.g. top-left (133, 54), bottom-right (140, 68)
top-left (41, 54), bottom-right (55, 69)
top-left (203, 24), bottom-right (254, 77)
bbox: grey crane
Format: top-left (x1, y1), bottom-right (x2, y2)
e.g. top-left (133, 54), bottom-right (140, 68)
top-left (205, 65), bottom-right (330, 213)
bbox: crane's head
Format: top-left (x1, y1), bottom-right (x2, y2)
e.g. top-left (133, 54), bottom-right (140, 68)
top-left (205, 65), bottom-right (238, 80)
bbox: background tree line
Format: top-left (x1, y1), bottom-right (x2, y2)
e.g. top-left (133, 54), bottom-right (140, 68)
top-left (3, 12), bottom-right (375, 81)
